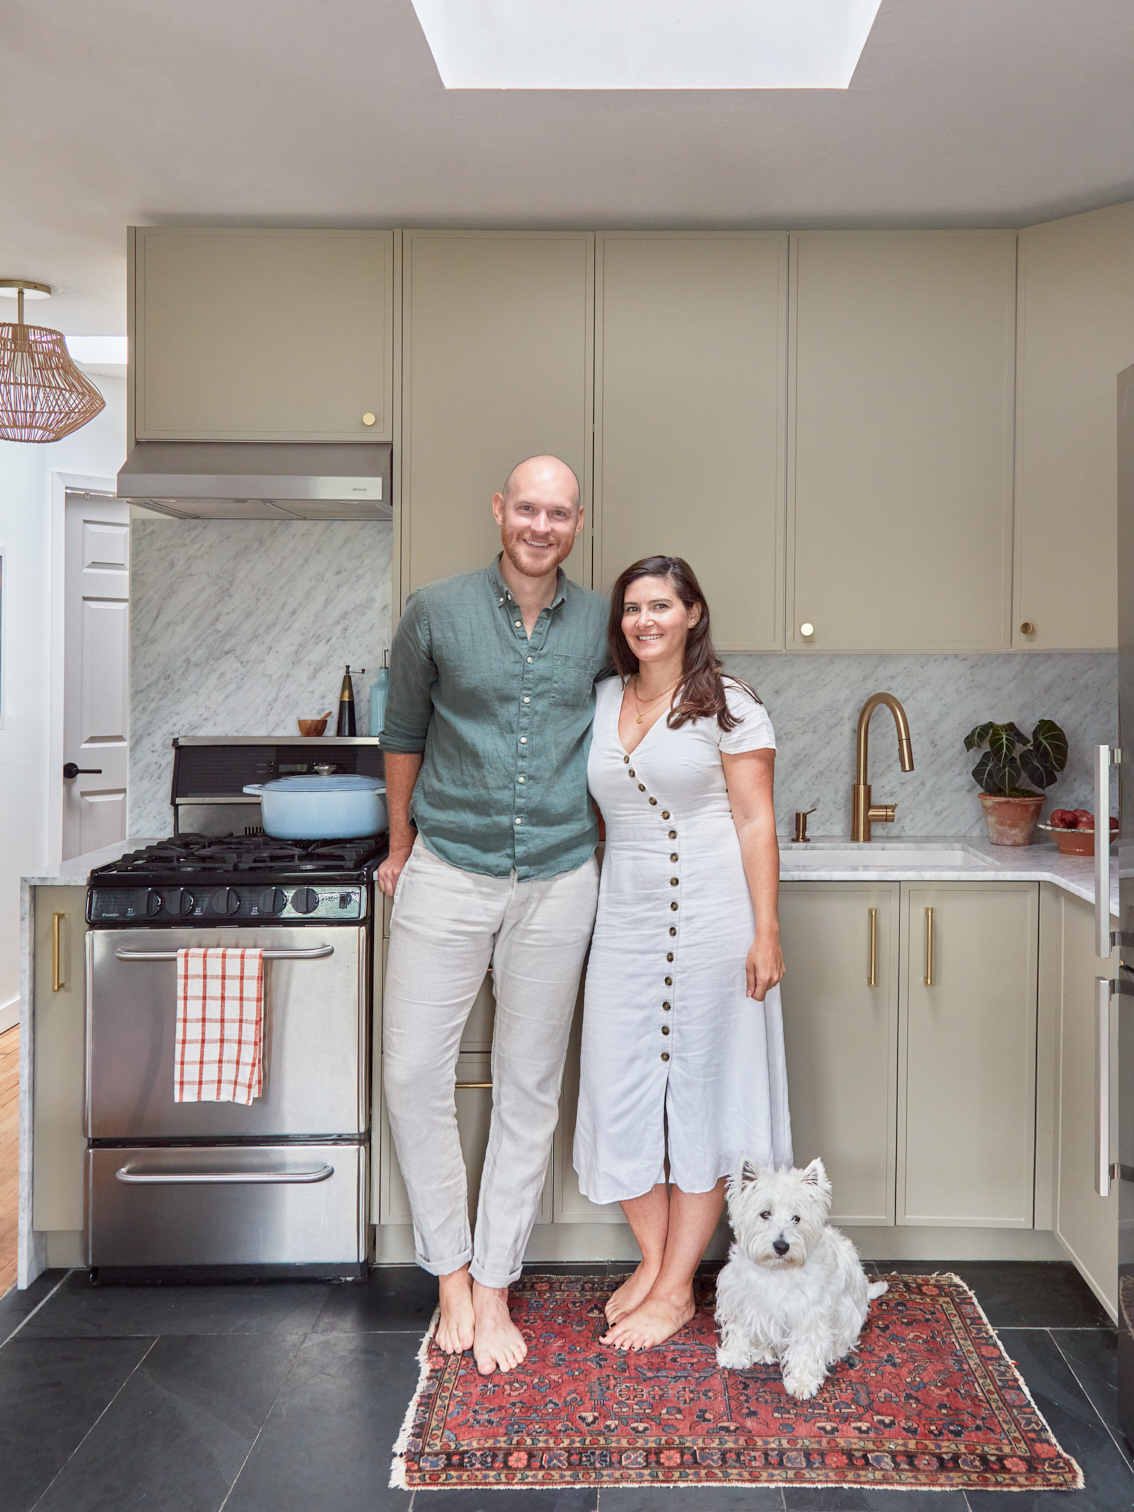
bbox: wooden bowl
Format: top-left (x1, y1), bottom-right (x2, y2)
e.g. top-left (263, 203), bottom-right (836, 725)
top-left (1037, 822), bottom-right (1114, 857)
top-left (297, 715), bottom-right (331, 738)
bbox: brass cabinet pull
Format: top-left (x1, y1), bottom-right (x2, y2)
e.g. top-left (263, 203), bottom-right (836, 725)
top-left (924, 906), bottom-right (935, 987)
top-left (867, 907), bottom-right (878, 987)
top-left (455, 1081), bottom-right (493, 1089)
top-left (52, 912), bottom-right (64, 992)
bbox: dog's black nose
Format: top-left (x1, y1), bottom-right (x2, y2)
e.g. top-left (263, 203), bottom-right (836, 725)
top-left (773, 1239), bottom-right (790, 1257)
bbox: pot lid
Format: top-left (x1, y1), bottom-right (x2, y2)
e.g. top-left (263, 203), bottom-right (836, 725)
top-left (244, 774), bottom-right (386, 794)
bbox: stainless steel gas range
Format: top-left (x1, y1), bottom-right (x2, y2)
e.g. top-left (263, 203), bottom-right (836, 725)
top-left (83, 739), bottom-right (385, 1280)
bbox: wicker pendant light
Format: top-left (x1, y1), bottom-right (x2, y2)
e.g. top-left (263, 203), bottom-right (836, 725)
top-left (0, 279), bottom-right (106, 444)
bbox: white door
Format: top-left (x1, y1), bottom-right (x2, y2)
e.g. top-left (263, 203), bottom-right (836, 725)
top-left (62, 492), bottom-right (130, 860)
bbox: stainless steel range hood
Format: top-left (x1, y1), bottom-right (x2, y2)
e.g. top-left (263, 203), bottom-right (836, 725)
top-left (117, 442), bottom-right (392, 520)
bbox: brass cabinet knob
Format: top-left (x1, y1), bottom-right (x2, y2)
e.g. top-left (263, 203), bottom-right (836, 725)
top-left (800, 622), bottom-right (815, 639)
top-left (362, 412), bottom-right (376, 427)
top-left (1020, 621), bottom-right (1035, 636)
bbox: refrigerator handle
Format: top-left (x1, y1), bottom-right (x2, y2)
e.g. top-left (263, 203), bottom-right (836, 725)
top-left (1094, 978), bottom-right (1124, 1196)
top-left (1094, 744), bottom-right (1119, 959)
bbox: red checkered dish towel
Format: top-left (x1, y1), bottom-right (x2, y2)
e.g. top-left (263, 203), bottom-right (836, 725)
top-left (175, 947), bottom-right (265, 1104)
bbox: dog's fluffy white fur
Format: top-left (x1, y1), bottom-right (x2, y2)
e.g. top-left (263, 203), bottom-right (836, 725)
top-left (714, 1157), bottom-right (887, 1400)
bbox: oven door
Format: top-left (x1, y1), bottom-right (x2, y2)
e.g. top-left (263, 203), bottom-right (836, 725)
top-left (87, 926), bottom-right (367, 1139)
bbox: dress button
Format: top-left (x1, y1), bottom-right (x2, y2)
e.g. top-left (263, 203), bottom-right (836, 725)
top-left (669, 926), bottom-right (676, 937)
top-left (662, 810), bottom-right (671, 819)
top-left (661, 1025), bottom-right (670, 1035)
top-left (670, 877), bottom-right (678, 886)
top-left (668, 830), bottom-right (677, 839)
top-left (628, 769), bottom-right (635, 777)
top-left (666, 952), bottom-right (674, 962)
top-left (638, 783), bottom-right (646, 792)
top-left (661, 1052), bottom-right (670, 1062)
top-left (623, 756), bottom-right (629, 765)
top-left (649, 797), bottom-right (658, 806)
top-left (665, 976), bottom-right (672, 985)
top-left (662, 1001), bottom-right (670, 1009)
top-left (670, 853), bottom-right (678, 862)
top-left (670, 901), bottom-right (678, 911)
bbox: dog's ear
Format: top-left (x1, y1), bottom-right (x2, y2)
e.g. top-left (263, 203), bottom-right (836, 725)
top-left (800, 1157), bottom-right (829, 1188)
top-left (739, 1159), bottom-right (762, 1187)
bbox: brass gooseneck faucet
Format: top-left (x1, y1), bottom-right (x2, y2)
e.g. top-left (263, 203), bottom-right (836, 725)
top-left (851, 693), bottom-right (915, 842)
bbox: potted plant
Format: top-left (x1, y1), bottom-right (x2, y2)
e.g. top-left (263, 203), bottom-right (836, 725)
top-left (964, 719), bottom-right (1068, 845)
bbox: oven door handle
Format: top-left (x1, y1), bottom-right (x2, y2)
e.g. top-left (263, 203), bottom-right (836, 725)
top-left (112, 945), bottom-right (335, 962)
top-left (114, 1163), bottom-right (334, 1185)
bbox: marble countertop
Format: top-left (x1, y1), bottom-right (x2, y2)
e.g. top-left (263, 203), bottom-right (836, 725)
top-left (22, 833), bottom-right (1117, 912)
top-left (778, 833), bottom-right (1116, 912)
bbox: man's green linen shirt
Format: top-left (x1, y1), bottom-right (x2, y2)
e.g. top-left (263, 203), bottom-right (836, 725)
top-left (381, 558), bottom-right (610, 880)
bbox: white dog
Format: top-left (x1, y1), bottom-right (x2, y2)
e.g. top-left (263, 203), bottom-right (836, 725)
top-left (714, 1157), bottom-right (887, 1400)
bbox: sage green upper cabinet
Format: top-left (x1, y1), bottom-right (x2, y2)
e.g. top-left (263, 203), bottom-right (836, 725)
top-left (400, 231), bottom-right (594, 600)
top-left (595, 234), bottom-right (787, 650)
top-left (1014, 203), bottom-right (1134, 650)
top-left (131, 228), bottom-right (394, 442)
top-left (788, 231), bottom-right (1017, 652)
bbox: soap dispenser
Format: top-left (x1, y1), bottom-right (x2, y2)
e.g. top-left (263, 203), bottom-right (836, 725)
top-left (369, 651), bottom-right (389, 737)
top-left (336, 665), bottom-right (359, 737)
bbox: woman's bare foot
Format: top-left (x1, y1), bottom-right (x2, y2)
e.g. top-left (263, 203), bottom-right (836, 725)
top-left (472, 1280), bottom-right (528, 1375)
top-left (601, 1290), bottom-right (696, 1352)
top-left (435, 1267), bottom-right (475, 1354)
top-left (604, 1260), bottom-right (662, 1324)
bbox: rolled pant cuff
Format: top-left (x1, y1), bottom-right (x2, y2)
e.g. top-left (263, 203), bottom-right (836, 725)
top-left (469, 1259), bottom-right (522, 1291)
top-left (415, 1246), bottom-right (473, 1279)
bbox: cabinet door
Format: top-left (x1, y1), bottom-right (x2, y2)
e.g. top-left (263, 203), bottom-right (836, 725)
top-left (900, 883), bottom-right (1038, 1227)
top-left (1051, 892), bottom-right (1118, 1316)
top-left (32, 887), bottom-right (88, 1234)
top-left (595, 233), bottom-right (787, 650)
top-left (133, 228), bottom-right (394, 441)
top-left (778, 883), bottom-right (899, 1225)
top-left (1014, 204), bottom-right (1134, 650)
top-left (400, 231), bottom-right (594, 598)
top-left (788, 231), bottom-right (1016, 651)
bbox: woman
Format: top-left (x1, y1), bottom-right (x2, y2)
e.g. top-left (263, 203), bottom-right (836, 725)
top-left (573, 556), bottom-right (792, 1351)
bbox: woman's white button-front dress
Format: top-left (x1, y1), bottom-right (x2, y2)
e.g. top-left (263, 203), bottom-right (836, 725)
top-left (573, 677), bottom-right (793, 1206)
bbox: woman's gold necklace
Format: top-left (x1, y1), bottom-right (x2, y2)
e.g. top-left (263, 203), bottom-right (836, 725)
top-left (632, 675), bottom-right (680, 725)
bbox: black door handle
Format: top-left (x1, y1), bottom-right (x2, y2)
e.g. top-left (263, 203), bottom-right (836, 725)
top-left (63, 763), bottom-right (103, 779)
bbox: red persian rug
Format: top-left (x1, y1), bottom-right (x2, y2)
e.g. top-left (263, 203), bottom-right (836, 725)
top-left (391, 1271), bottom-right (1083, 1492)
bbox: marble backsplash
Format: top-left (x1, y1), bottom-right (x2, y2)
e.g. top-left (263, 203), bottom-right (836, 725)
top-left (129, 518), bottom-right (393, 838)
top-left (724, 651), bottom-right (1118, 837)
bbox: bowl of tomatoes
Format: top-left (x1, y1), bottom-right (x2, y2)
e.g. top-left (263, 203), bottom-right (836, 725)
top-left (1038, 809), bottom-right (1119, 856)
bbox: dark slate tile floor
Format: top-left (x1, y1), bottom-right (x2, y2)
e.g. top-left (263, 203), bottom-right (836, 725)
top-left (0, 1259), bottom-right (1128, 1512)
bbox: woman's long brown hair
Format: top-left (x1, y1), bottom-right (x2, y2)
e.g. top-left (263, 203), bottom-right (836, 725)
top-left (607, 556), bottom-right (759, 731)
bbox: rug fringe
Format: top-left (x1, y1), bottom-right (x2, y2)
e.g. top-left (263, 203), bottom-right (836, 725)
top-left (389, 1302), bottom-right (440, 1490)
top-left (880, 1269), bottom-right (1086, 1492)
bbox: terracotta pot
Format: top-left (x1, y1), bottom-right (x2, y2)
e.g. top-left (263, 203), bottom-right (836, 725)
top-left (979, 793), bottom-right (1045, 846)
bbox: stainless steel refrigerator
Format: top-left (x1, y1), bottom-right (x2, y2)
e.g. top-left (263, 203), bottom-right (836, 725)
top-left (1111, 361), bottom-right (1134, 1447)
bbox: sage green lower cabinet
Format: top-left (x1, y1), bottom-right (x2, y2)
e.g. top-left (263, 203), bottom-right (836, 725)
top-left (778, 883), bottom-right (900, 1225)
top-left (899, 883), bottom-right (1039, 1228)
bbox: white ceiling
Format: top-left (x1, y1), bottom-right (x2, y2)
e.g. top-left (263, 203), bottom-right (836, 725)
top-left (3, 0), bottom-right (1132, 335)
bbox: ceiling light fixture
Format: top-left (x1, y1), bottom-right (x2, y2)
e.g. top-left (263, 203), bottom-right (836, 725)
top-left (0, 280), bottom-right (106, 444)
top-left (411, 0), bottom-right (883, 90)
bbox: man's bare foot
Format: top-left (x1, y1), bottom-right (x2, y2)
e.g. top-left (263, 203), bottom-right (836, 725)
top-left (472, 1280), bottom-right (528, 1375)
top-left (601, 1290), bottom-right (696, 1352)
top-left (435, 1267), bottom-right (475, 1354)
top-left (604, 1260), bottom-right (662, 1325)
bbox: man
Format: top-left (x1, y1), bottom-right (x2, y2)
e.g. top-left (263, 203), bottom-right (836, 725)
top-left (378, 454), bottom-right (608, 1375)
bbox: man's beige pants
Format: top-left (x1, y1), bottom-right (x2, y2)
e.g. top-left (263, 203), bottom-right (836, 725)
top-left (382, 843), bottom-right (599, 1289)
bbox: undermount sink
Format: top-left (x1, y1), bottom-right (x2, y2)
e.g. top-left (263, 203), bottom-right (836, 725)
top-left (783, 847), bottom-right (989, 869)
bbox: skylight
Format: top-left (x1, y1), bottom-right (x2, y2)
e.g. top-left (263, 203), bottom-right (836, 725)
top-left (410, 0), bottom-right (883, 91)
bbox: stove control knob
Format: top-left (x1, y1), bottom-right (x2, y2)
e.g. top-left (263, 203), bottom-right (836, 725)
top-left (258, 887), bottom-right (287, 916)
top-left (211, 888), bottom-right (240, 916)
top-left (145, 889), bottom-right (163, 917)
top-left (172, 889), bottom-right (195, 916)
top-left (291, 886), bottom-right (320, 915)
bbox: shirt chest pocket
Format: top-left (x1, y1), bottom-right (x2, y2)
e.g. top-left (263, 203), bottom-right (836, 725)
top-left (550, 654), bottom-right (598, 707)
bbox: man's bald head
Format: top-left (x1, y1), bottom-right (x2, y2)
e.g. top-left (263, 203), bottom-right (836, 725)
top-left (501, 455), bottom-right (581, 512)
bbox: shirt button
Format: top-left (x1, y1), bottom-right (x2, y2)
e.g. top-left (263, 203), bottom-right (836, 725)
top-left (661, 1025), bottom-right (670, 1035)
top-left (668, 830), bottom-right (677, 839)
top-left (527, 657), bottom-right (533, 663)
top-left (662, 810), bottom-right (671, 819)
top-left (514, 620), bottom-right (521, 628)
top-left (661, 1052), bottom-right (670, 1062)
top-left (670, 901), bottom-right (678, 911)
top-left (670, 877), bottom-right (678, 886)
top-left (499, 597), bottom-right (504, 603)
top-left (520, 737), bottom-right (527, 744)
top-left (649, 797), bottom-right (658, 806)
top-left (523, 697), bottom-right (530, 703)
top-left (515, 817), bottom-right (522, 825)
top-left (666, 952), bottom-right (674, 962)
top-left (518, 776), bottom-right (525, 783)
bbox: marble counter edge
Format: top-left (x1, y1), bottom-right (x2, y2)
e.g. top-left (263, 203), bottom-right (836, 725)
top-left (20, 838), bottom-right (164, 888)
